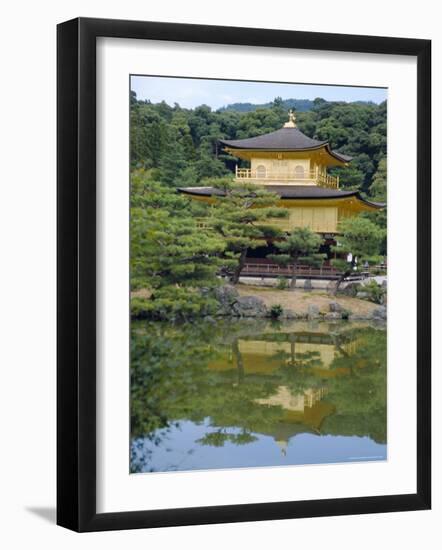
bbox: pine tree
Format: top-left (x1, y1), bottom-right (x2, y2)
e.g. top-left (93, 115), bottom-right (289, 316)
top-left (158, 144), bottom-right (186, 186)
top-left (331, 217), bottom-right (385, 294)
top-left (370, 157), bottom-right (387, 201)
top-left (205, 178), bottom-right (288, 284)
top-left (130, 173), bottom-right (226, 319)
top-left (268, 227), bottom-right (325, 289)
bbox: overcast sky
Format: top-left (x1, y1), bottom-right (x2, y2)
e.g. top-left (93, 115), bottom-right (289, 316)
top-left (130, 75), bottom-right (387, 110)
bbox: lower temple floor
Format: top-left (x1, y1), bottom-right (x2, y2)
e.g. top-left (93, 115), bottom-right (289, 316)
top-left (241, 240), bottom-right (371, 280)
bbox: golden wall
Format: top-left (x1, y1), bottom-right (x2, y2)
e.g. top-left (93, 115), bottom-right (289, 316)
top-left (250, 157), bottom-right (312, 174)
top-left (268, 206), bottom-right (338, 233)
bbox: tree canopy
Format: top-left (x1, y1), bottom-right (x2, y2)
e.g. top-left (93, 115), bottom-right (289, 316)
top-left (268, 227), bottom-right (325, 288)
top-left (331, 217), bottom-right (385, 292)
top-left (205, 177), bottom-right (288, 283)
top-left (130, 93), bottom-right (387, 197)
top-left (130, 171), bottom-right (226, 319)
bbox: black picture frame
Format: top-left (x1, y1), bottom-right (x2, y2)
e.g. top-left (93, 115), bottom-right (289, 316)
top-left (57, 17), bottom-right (431, 532)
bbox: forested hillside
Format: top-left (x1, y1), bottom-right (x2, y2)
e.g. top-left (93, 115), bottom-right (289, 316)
top-left (130, 93), bottom-right (387, 202)
top-left (218, 98), bottom-right (315, 113)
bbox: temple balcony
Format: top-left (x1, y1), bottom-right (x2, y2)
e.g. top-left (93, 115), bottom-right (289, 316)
top-left (235, 166), bottom-right (339, 189)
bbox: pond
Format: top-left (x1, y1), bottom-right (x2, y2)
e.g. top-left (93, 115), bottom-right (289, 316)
top-left (130, 318), bottom-right (386, 473)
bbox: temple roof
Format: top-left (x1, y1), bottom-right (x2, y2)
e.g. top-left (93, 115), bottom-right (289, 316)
top-left (177, 185), bottom-right (384, 208)
top-left (219, 127), bottom-right (327, 151)
top-left (219, 123), bottom-right (352, 164)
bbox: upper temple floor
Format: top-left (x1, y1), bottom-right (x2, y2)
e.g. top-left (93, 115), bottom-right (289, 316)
top-left (235, 157), bottom-right (340, 188)
top-left (219, 110), bottom-right (352, 189)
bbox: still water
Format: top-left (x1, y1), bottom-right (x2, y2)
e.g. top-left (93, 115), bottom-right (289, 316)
top-left (130, 319), bottom-right (386, 473)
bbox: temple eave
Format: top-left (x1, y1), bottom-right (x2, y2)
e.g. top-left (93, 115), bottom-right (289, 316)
top-left (222, 145), bottom-right (350, 166)
top-left (177, 186), bottom-right (385, 211)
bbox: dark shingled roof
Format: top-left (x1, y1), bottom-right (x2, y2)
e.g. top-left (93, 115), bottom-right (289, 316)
top-left (177, 185), bottom-right (385, 208)
top-left (219, 127), bottom-right (326, 150)
top-left (219, 127), bottom-right (352, 163)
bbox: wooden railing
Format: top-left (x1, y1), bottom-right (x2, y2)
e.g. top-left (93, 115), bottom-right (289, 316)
top-left (235, 167), bottom-right (339, 189)
top-left (242, 262), bottom-right (340, 278)
top-left (240, 262), bottom-right (375, 280)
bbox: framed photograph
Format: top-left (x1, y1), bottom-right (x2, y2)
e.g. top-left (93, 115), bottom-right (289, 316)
top-left (57, 17), bottom-right (431, 532)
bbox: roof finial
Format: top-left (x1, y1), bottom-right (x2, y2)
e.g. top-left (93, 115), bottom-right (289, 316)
top-left (284, 109), bottom-right (297, 128)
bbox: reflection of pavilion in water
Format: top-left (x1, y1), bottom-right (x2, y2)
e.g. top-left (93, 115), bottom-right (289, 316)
top-left (207, 325), bottom-right (366, 454)
top-left (210, 326), bottom-right (364, 374)
top-left (255, 385), bottom-right (331, 455)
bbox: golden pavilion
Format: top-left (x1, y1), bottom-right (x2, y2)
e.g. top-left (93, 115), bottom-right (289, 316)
top-left (178, 110), bottom-right (384, 269)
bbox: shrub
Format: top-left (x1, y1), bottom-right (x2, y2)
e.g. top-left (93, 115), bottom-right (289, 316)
top-left (270, 304), bottom-right (284, 319)
top-left (363, 280), bottom-right (386, 304)
top-left (276, 276), bottom-right (289, 290)
top-left (341, 310), bottom-right (350, 320)
top-left (131, 287), bottom-right (218, 321)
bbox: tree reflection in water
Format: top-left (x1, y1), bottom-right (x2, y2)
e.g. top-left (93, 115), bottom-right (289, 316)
top-left (130, 319), bottom-right (386, 473)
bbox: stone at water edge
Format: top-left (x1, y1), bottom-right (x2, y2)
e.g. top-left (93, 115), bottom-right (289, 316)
top-left (213, 284), bottom-right (240, 315)
top-left (214, 284), bottom-right (239, 305)
top-left (348, 313), bottom-right (371, 320)
top-left (307, 304), bottom-right (320, 320)
top-left (329, 301), bottom-right (342, 312)
top-left (371, 306), bottom-right (387, 320)
top-left (281, 309), bottom-right (297, 320)
top-left (231, 296), bottom-right (268, 318)
top-left (323, 312), bottom-right (342, 321)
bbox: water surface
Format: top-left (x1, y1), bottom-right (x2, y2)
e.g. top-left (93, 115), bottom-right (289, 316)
top-left (130, 319), bottom-right (386, 473)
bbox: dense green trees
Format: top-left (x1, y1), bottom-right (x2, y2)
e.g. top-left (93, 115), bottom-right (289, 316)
top-left (130, 93), bottom-right (387, 197)
top-left (130, 170), bottom-right (226, 319)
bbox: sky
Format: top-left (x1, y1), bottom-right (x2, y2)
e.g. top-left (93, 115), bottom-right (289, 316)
top-left (130, 75), bottom-right (387, 110)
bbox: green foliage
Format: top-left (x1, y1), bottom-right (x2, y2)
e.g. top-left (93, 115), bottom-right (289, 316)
top-left (205, 178), bottom-right (288, 283)
top-left (157, 127), bottom-right (187, 185)
top-left (130, 92), bottom-right (387, 200)
top-left (219, 97), bottom-right (315, 113)
top-left (276, 276), bottom-right (289, 290)
top-left (268, 227), bottom-right (325, 288)
top-left (269, 304), bottom-right (284, 319)
top-left (333, 217), bottom-right (385, 261)
top-left (370, 157), bottom-right (387, 201)
top-left (331, 217), bottom-right (385, 293)
top-left (130, 170), bottom-right (226, 319)
top-left (362, 280), bottom-right (386, 304)
top-left (132, 288), bottom-right (218, 321)
top-left (363, 157), bottom-right (387, 253)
